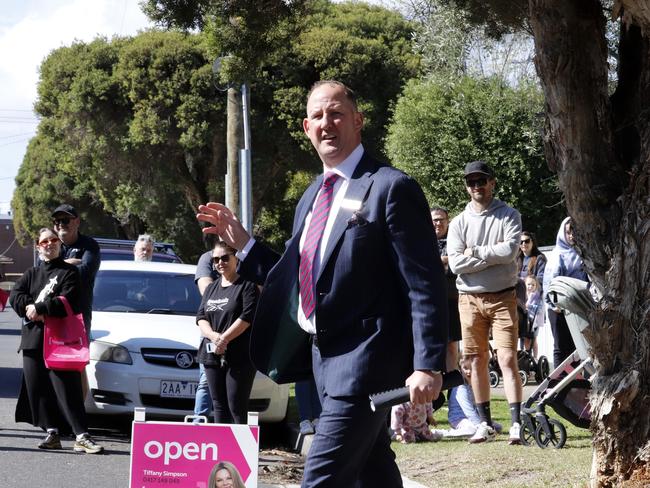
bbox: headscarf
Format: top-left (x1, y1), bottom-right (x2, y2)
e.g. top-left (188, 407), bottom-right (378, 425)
top-left (543, 217), bottom-right (588, 308)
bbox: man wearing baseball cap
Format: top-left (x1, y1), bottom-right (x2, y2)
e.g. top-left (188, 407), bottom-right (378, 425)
top-left (447, 161), bottom-right (523, 445)
top-left (51, 204), bottom-right (100, 336)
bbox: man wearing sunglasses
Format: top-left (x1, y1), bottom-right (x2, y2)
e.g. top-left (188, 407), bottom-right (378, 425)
top-left (51, 204), bottom-right (100, 337)
top-left (447, 161), bottom-right (523, 446)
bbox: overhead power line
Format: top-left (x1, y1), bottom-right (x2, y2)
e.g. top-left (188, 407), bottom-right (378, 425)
top-left (0, 131), bottom-right (36, 140)
top-left (0, 137), bottom-right (33, 147)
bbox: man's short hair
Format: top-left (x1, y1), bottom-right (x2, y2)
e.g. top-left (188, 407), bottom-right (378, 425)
top-left (430, 206), bottom-right (449, 217)
top-left (307, 80), bottom-right (358, 111)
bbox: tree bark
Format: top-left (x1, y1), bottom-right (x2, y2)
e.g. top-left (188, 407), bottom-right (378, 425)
top-left (529, 1), bottom-right (650, 486)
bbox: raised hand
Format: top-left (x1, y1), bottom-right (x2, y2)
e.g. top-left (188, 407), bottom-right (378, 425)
top-left (196, 202), bottom-right (251, 251)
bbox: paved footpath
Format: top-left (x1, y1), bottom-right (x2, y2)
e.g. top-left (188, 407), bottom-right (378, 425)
top-left (0, 307), bottom-right (428, 488)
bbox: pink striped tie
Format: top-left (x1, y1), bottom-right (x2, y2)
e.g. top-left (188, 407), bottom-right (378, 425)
top-left (299, 173), bottom-right (339, 318)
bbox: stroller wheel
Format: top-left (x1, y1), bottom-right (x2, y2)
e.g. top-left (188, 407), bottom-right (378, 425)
top-left (519, 370), bottom-right (528, 386)
top-left (489, 370), bottom-right (500, 388)
top-left (519, 422), bottom-right (535, 446)
top-left (534, 418), bottom-right (567, 449)
top-left (535, 356), bottom-right (550, 383)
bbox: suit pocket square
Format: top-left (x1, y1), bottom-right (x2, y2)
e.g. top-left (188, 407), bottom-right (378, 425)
top-left (347, 211), bottom-right (368, 227)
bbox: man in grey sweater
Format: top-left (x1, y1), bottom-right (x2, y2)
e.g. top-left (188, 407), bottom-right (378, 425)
top-left (448, 161), bottom-right (523, 445)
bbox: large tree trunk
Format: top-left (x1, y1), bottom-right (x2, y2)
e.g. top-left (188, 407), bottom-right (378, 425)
top-left (529, 0), bottom-right (650, 486)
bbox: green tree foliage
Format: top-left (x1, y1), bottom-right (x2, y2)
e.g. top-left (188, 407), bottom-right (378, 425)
top-left (12, 31), bottom-right (224, 259)
top-left (142, 0), bottom-right (309, 82)
top-left (385, 76), bottom-right (562, 243)
top-left (12, 2), bottom-right (419, 257)
top-left (393, 0), bottom-right (537, 84)
top-left (247, 1), bottom-right (419, 247)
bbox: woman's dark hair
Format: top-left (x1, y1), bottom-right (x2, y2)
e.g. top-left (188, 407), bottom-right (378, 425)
top-left (36, 227), bottom-right (57, 243)
top-left (213, 240), bottom-right (236, 256)
top-left (518, 231), bottom-right (542, 275)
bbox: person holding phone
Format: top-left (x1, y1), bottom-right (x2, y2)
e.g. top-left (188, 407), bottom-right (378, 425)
top-left (196, 241), bottom-right (259, 424)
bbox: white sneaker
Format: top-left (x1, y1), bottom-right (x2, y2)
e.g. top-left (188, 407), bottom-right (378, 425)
top-left (468, 422), bottom-right (496, 444)
top-left (508, 422), bottom-right (521, 445)
top-left (445, 418), bottom-right (477, 438)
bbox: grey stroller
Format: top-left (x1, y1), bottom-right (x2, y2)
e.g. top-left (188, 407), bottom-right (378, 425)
top-left (519, 277), bottom-right (595, 448)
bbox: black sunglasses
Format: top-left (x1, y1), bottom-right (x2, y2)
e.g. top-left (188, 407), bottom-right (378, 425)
top-left (520, 238), bottom-right (531, 244)
top-left (53, 217), bottom-right (72, 226)
top-left (212, 254), bottom-right (233, 264)
top-left (465, 177), bottom-right (488, 188)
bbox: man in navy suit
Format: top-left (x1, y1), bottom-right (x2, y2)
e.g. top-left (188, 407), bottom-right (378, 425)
top-left (197, 80), bottom-right (448, 487)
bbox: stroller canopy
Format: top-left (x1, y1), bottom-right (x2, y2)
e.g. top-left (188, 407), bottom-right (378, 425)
top-left (547, 277), bottom-right (595, 362)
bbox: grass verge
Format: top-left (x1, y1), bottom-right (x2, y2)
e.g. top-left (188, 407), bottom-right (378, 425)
top-left (393, 395), bottom-right (592, 488)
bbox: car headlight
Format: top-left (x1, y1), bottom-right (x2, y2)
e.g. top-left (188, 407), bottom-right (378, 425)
top-left (90, 341), bottom-right (133, 365)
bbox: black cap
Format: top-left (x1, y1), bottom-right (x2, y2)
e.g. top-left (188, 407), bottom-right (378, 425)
top-left (51, 204), bottom-right (78, 218)
top-left (464, 161), bottom-right (494, 178)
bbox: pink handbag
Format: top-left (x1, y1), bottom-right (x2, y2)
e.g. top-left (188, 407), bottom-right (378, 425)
top-left (0, 288), bottom-right (8, 311)
top-left (43, 296), bottom-right (89, 371)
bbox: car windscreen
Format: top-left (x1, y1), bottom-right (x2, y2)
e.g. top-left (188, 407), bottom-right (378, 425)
top-left (93, 270), bottom-right (201, 315)
top-left (100, 249), bottom-right (181, 263)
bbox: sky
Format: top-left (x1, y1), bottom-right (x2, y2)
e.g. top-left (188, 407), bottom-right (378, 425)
top-left (0, 0), bottom-right (154, 214)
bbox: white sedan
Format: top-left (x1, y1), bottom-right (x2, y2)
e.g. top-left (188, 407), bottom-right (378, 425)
top-left (85, 261), bottom-right (289, 422)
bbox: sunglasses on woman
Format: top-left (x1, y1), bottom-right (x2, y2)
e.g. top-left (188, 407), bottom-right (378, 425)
top-left (212, 254), bottom-right (233, 264)
top-left (38, 237), bottom-right (60, 246)
top-left (520, 238), bottom-right (531, 244)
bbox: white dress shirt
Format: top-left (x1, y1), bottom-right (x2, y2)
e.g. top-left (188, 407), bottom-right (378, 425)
top-left (237, 144), bottom-right (364, 334)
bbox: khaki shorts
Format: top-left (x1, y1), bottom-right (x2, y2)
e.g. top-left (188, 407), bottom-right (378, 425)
top-left (458, 289), bottom-right (518, 354)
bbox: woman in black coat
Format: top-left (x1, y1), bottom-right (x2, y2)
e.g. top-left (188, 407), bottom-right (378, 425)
top-left (10, 227), bottom-right (103, 454)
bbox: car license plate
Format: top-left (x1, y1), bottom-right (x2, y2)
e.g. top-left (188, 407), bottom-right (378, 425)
top-left (160, 380), bottom-right (198, 398)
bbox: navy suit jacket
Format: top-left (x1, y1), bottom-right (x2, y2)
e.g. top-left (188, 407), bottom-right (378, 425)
top-left (242, 154), bottom-right (448, 397)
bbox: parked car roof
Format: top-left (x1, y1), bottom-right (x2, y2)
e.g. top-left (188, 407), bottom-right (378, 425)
top-left (100, 248), bottom-right (182, 263)
top-left (94, 237), bottom-right (181, 262)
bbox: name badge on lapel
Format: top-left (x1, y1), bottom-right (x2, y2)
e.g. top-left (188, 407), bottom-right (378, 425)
top-left (341, 198), bottom-right (362, 211)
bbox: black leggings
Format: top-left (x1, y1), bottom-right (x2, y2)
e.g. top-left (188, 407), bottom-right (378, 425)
top-left (22, 349), bottom-right (88, 434)
top-left (548, 309), bottom-right (576, 368)
top-left (204, 361), bottom-right (256, 424)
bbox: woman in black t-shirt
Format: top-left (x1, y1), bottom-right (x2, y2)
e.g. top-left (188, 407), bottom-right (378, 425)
top-left (196, 241), bottom-right (259, 424)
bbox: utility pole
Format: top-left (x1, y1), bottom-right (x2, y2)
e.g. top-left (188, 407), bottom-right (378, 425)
top-left (213, 56), bottom-right (252, 230)
top-left (226, 86), bottom-right (242, 213)
top-left (239, 83), bottom-right (252, 233)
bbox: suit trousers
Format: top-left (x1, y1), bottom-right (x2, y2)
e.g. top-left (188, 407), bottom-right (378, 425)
top-left (302, 345), bottom-right (403, 488)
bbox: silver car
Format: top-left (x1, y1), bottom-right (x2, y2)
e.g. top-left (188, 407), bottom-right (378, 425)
top-left (85, 261), bottom-right (289, 422)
